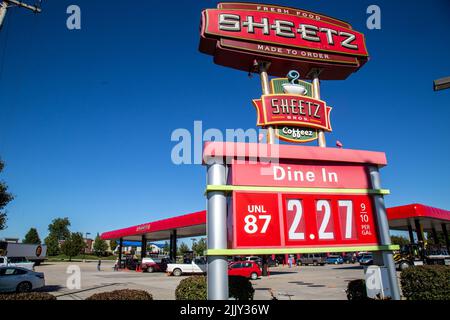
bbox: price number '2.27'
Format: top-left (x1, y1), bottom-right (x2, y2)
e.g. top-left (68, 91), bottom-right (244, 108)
top-left (287, 199), bottom-right (354, 241)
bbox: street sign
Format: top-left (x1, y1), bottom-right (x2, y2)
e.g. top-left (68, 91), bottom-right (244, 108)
top-left (199, 2), bottom-right (369, 79)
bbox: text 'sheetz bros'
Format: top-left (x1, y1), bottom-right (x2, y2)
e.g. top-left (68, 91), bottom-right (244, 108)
top-left (199, 2), bottom-right (401, 301)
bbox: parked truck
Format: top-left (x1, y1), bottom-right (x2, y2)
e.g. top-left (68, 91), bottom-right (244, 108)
top-left (0, 241), bottom-right (47, 266)
top-left (394, 243), bottom-right (450, 270)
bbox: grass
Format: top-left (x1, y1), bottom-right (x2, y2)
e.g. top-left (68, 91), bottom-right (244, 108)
top-left (46, 254), bottom-right (117, 261)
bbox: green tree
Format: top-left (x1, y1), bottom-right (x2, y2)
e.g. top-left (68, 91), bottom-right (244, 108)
top-left (93, 233), bottom-right (108, 257)
top-left (192, 238), bottom-right (207, 257)
top-left (391, 235), bottom-right (410, 247)
top-left (45, 235), bottom-right (60, 256)
top-left (109, 239), bottom-right (118, 251)
top-left (48, 217), bottom-right (71, 241)
top-left (163, 241), bottom-right (169, 254)
top-left (60, 232), bottom-right (85, 261)
top-left (0, 159), bottom-right (14, 230)
top-left (23, 228), bottom-right (41, 244)
top-left (427, 231), bottom-right (449, 246)
top-left (177, 242), bottom-right (190, 256)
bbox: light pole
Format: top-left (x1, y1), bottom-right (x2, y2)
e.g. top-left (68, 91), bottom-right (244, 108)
top-left (0, 0), bottom-right (42, 29)
top-left (434, 77), bottom-right (450, 91)
top-left (83, 232), bottom-right (91, 260)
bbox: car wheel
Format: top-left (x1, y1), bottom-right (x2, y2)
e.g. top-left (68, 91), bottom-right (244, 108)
top-left (399, 261), bottom-right (411, 271)
top-left (147, 266), bottom-right (154, 273)
top-left (173, 268), bottom-right (182, 277)
top-left (250, 272), bottom-right (258, 280)
top-left (16, 281), bottom-right (32, 293)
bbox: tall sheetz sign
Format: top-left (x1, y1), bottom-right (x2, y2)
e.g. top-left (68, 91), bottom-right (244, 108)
top-left (199, 2), bottom-right (400, 301)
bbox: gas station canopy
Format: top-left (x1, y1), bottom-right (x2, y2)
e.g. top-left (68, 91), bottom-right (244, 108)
top-left (387, 203), bottom-right (450, 231)
top-left (100, 210), bottom-right (206, 242)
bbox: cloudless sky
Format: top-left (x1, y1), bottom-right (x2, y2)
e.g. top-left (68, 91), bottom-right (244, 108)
top-left (0, 0), bottom-right (449, 242)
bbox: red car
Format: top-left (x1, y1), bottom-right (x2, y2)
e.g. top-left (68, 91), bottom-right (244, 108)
top-left (228, 261), bottom-right (261, 280)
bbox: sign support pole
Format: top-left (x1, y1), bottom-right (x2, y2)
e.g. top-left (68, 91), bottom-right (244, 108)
top-left (368, 166), bottom-right (401, 300)
top-left (257, 61), bottom-right (276, 145)
top-left (311, 69), bottom-right (326, 148)
top-left (206, 160), bottom-right (229, 300)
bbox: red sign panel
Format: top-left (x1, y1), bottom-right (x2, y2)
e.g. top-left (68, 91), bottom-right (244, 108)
top-left (199, 3), bottom-right (369, 79)
top-left (203, 9), bottom-right (368, 56)
top-left (231, 191), bottom-right (379, 249)
top-left (220, 38), bottom-right (360, 66)
top-left (231, 161), bottom-right (371, 189)
top-left (232, 192), bottom-right (282, 248)
top-left (252, 94), bottom-right (332, 131)
top-left (217, 2), bottom-right (352, 28)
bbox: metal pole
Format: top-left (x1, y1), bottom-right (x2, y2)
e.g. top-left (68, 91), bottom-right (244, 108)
top-left (431, 226), bottom-right (439, 245)
top-left (311, 70), bottom-right (326, 147)
top-left (0, 0), bottom-right (42, 29)
top-left (258, 61), bottom-right (275, 144)
top-left (407, 222), bottom-right (415, 243)
top-left (171, 230), bottom-right (177, 262)
top-left (141, 235), bottom-right (147, 259)
top-left (118, 238), bottom-right (123, 269)
top-left (0, 1), bottom-right (7, 29)
top-left (414, 219), bottom-right (424, 243)
top-left (206, 161), bottom-right (228, 300)
top-left (368, 166), bottom-right (401, 300)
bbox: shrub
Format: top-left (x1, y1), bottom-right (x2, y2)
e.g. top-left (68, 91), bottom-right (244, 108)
top-left (0, 292), bottom-right (56, 300)
top-left (346, 279), bottom-right (368, 300)
top-left (175, 275), bottom-right (255, 300)
top-left (86, 289), bottom-right (153, 300)
top-left (175, 276), bottom-right (207, 300)
top-left (229, 276), bottom-right (254, 300)
top-left (400, 265), bottom-right (450, 300)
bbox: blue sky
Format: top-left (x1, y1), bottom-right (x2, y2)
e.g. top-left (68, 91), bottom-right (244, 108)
top-left (0, 0), bottom-right (449, 242)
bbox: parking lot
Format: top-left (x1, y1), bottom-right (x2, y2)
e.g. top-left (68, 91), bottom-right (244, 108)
top-left (34, 260), bottom-right (372, 300)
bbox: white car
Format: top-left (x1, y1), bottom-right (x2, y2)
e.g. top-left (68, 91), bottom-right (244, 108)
top-left (0, 266), bottom-right (45, 293)
top-left (0, 256), bottom-right (35, 271)
top-left (167, 257), bottom-right (207, 276)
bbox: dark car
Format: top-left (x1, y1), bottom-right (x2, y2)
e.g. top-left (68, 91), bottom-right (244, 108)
top-left (297, 254), bottom-right (326, 266)
top-left (266, 257), bottom-right (279, 267)
top-left (343, 253), bottom-right (357, 264)
top-left (359, 254), bottom-right (374, 266)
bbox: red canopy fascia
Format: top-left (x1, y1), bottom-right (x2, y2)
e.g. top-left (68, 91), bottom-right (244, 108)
top-left (101, 210), bottom-right (206, 240)
top-left (387, 204), bottom-right (450, 222)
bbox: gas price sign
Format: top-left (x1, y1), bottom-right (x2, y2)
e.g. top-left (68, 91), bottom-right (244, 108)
top-left (230, 192), bottom-right (379, 249)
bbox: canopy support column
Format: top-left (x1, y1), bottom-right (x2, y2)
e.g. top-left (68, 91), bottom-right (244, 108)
top-left (169, 230), bottom-right (177, 262)
top-left (118, 238), bottom-right (123, 269)
top-left (442, 223), bottom-right (450, 252)
top-left (141, 235), bottom-right (147, 259)
top-left (407, 222), bottom-right (415, 243)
